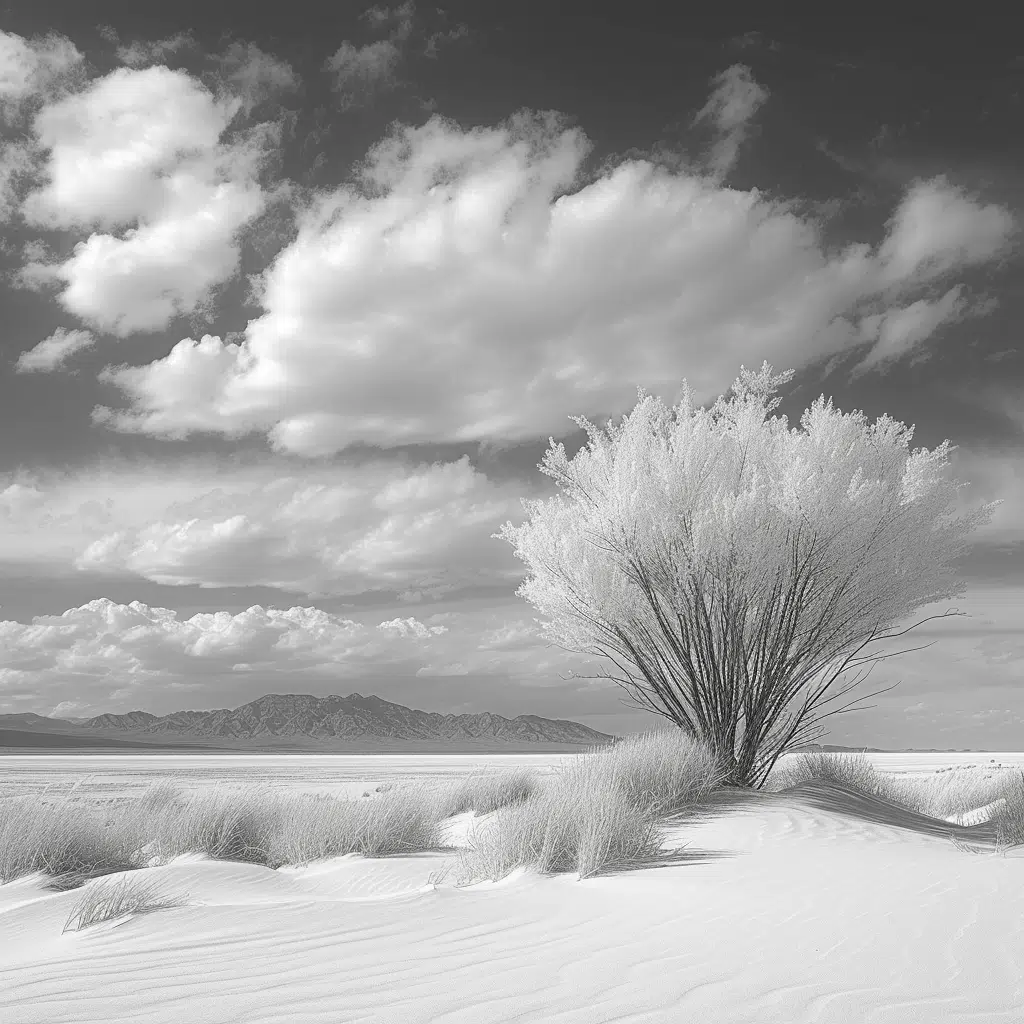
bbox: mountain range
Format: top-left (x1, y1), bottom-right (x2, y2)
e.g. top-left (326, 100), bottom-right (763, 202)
top-left (0, 696), bottom-right (1005, 755)
top-left (0, 693), bottom-right (616, 753)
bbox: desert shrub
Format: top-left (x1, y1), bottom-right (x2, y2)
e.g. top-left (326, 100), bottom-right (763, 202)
top-left (990, 770), bottom-right (1024, 849)
top-left (454, 731), bottom-right (724, 883)
top-left (63, 873), bottom-right (190, 933)
top-left (558, 729), bottom-right (729, 816)
top-left (495, 364), bottom-right (997, 788)
top-left (1, 780), bottom-right (453, 885)
top-left (437, 769), bottom-right (539, 818)
top-left (455, 785), bottom-right (663, 883)
top-left (0, 796), bottom-right (137, 884)
top-left (134, 785), bottom-right (447, 867)
top-left (766, 752), bottom-right (1022, 828)
top-left (766, 751), bottom-right (880, 793)
top-left (266, 784), bottom-right (445, 865)
top-left (134, 780), bottom-right (187, 813)
top-left (137, 788), bottom-right (284, 865)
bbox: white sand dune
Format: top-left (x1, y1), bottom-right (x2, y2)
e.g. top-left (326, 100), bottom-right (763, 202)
top-left (2, 787), bottom-right (1022, 1024)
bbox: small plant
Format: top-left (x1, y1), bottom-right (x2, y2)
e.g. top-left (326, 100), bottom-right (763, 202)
top-left (767, 752), bottom-right (1023, 827)
top-left (437, 769), bottom-right (539, 817)
top-left (63, 874), bottom-right (190, 934)
top-left (454, 730), bottom-right (724, 883)
top-left (765, 751), bottom-right (880, 793)
top-left (990, 769), bottom-right (1024, 850)
top-left (0, 796), bottom-right (136, 884)
top-left (558, 729), bottom-right (730, 816)
top-left (455, 786), bottom-right (664, 883)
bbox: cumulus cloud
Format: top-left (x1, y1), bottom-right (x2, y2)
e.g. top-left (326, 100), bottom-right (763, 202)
top-left (878, 177), bottom-right (1016, 286)
top-left (214, 41), bottom-right (299, 114)
top-left (113, 32), bottom-right (196, 68)
top-left (0, 140), bottom-right (34, 221)
top-left (0, 30), bottom-right (83, 119)
top-left (16, 66), bottom-right (273, 335)
top-left (362, 2), bottom-right (416, 37)
top-left (15, 326), bottom-right (96, 372)
top-left (851, 285), bottom-right (968, 374)
top-left (692, 64), bottom-right (768, 177)
top-left (0, 455), bottom-right (538, 596)
top-left (91, 109), bottom-right (1016, 454)
top-left (324, 39), bottom-right (402, 109)
top-left (325, 1), bottom-right (415, 109)
top-left (0, 597), bottom-right (586, 713)
top-left (0, 598), bottom-right (439, 706)
top-left (424, 23), bottom-right (469, 59)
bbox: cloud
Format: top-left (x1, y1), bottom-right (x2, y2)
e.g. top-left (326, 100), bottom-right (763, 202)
top-left (16, 66), bottom-right (274, 335)
top-left (0, 140), bottom-right (34, 221)
top-left (0, 454), bottom-right (538, 597)
top-left (324, 39), bottom-right (402, 109)
top-left (424, 23), bottom-right (469, 59)
top-left (0, 30), bottom-right (83, 119)
top-left (15, 327), bottom-right (96, 372)
top-left (91, 110), bottom-right (1017, 454)
top-left (0, 598), bottom-right (443, 707)
top-left (325, 1), bottom-right (416, 109)
top-left (692, 64), bottom-right (768, 177)
top-left (113, 32), bottom-right (196, 68)
top-left (0, 597), bottom-right (588, 714)
top-left (362, 2), bottom-right (415, 37)
top-left (851, 285), bottom-right (968, 374)
top-left (214, 41), bottom-right (299, 114)
top-left (878, 177), bottom-right (1016, 286)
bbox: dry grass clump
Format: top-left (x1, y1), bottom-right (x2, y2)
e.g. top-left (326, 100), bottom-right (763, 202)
top-left (436, 769), bottom-right (539, 818)
top-left (766, 751), bottom-right (885, 796)
top-left (990, 770), bottom-right (1024, 849)
top-left (131, 783), bottom-right (450, 867)
top-left (455, 785), bottom-right (662, 882)
top-left (0, 781), bottom-right (453, 886)
top-left (562, 730), bottom-right (729, 816)
top-left (0, 796), bottom-right (138, 885)
top-left (455, 730), bottom-right (727, 883)
top-left (63, 874), bottom-right (190, 934)
top-left (767, 752), bottom-right (1024, 847)
top-left (265, 785), bottom-right (446, 865)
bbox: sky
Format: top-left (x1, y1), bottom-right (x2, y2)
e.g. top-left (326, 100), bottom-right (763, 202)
top-left (0, 4), bottom-right (1021, 746)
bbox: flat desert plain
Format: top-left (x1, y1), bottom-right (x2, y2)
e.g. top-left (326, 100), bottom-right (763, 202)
top-left (2, 752), bottom-right (1023, 1023)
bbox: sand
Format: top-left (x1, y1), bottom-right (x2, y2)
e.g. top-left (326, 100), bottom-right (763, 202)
top-left (1, 775), bottom-right (1022, 1023)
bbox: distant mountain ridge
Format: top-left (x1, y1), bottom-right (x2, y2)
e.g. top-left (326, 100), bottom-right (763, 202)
top-left (0, 693), bottom-right (614, 751)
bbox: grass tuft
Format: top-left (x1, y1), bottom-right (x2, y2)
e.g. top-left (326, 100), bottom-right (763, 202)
top-left (437, 769), bottom-right (539, 818)
top-left (767, 752), bottom-right (1024, 850)
top-left (455, 729), bottom-right (727, 883)
top-left (63, 874), bottom-right (190, 934)
top-left (991, 770), bottom-right (1024, 849)
top-left (0, 796), bottom-right (138, 884)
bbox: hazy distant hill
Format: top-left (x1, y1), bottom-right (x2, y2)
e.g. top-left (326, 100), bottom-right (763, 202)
top-left (80, 693), bottom-right (612, 744)
top-left (0, 700), bottom-right (1002, 754)
top-left (0, 693), bottom-right (615, 752)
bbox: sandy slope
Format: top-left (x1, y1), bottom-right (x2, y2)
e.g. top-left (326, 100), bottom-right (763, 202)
top-left (1, 789), bottom-right (1022, 1024)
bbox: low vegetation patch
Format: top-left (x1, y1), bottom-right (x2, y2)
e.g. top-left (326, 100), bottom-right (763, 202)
top-left (0, 795), bottom-right (138, 884)
top-left (991, 770), bottom-right (1024, 849)
top-left (455, 730), bottom-right (729, 883)
top-left (766, 752), bottom-right (1024, 849)
top-left (0, 781), bottom-right (455, 887)
top-left (63, 874), bottom-right (190, 934)
top-left (436, 769), bottom-right (539, 818)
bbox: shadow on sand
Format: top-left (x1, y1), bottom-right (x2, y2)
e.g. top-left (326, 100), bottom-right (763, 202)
top-left (773, 779), bottom-right (1001, 846)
